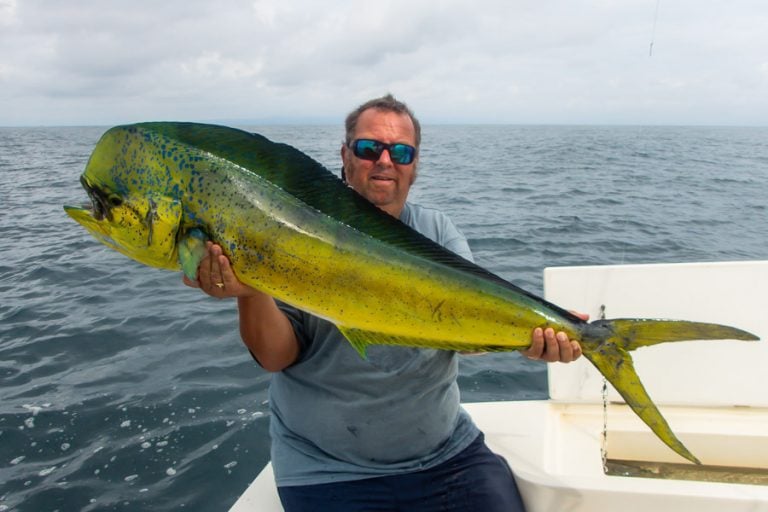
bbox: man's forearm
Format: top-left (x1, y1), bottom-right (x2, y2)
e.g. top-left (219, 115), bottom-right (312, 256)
top-left (238, 293), bottom-right (300, 372)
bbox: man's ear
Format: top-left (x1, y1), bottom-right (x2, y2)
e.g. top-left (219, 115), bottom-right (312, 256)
top-left (340, 145), bottom-right (352, 184)
top-left (410, 156), bottom-right (419, 185)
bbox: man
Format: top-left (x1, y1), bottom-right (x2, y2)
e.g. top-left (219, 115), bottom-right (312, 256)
top-left (185, 95), bottom-right (583, 511)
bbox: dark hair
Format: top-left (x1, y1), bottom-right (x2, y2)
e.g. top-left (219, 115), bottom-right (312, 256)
top-left (344, 94), bottom-right (421, 148)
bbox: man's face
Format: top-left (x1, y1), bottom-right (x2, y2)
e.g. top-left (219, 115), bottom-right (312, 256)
top-left (341, 108), bottom-right (418, 218)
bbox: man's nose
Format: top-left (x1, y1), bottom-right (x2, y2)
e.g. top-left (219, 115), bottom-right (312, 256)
top-left (375, 148), bottom-right (393, 164)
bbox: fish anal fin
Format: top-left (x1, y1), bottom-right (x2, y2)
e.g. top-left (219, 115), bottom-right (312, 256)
top-left (583, 343), bottom-right (701, 465)
top-left (337, 327), bottom-right (490, 359)
top-left (337, 327), bottom-right (373, 359)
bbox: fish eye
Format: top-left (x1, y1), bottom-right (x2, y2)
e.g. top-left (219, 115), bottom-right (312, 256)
top-left (108, 196), bottom-right (123, 207)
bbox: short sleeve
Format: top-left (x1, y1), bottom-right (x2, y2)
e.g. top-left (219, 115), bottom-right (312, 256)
top-left (400, 203), bottom-right (474, 262)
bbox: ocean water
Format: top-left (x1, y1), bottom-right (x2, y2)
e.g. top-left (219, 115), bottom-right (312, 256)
top-left (1, 124), bottom-right (767, 511)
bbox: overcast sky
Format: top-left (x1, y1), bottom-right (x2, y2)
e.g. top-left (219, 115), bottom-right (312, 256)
top-left (1, 0), bottom-right (766, 126)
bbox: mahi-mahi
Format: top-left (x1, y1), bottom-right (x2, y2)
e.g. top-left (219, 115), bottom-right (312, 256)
top-left (64, 122), bottom-right (759, 464)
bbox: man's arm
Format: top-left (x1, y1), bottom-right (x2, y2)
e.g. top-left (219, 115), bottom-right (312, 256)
top-left (183, 243), bottom-right (300, 372)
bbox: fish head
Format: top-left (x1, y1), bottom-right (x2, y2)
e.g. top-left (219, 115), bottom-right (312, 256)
top-left (64, 125), bottom-right (183, 271)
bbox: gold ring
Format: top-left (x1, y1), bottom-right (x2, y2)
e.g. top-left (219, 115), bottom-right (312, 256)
top-left (215, 282), bottom-right (225, 289)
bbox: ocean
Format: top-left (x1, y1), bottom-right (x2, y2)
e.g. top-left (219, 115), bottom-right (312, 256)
top-left (1, 124), bottom-right (767, 511)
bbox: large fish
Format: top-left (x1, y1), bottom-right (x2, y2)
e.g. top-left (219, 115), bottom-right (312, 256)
top-left (65, 122), bottom-right (758, 464)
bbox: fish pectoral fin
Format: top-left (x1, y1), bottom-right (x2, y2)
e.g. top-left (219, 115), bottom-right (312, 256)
top-left (178, 228), bottom-right (210, 280)
top-left (144, 195), bottom-right (182, 248)
top-left (583, 343), bottom-right (701, 465)
top-left (337, 326), bottom-right (485, 359)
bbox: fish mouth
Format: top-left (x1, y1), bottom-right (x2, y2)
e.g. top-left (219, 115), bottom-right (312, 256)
top-left (68, 176), bottom-right (114, 222)
top-left (64, 178), bottom-right (123, 252)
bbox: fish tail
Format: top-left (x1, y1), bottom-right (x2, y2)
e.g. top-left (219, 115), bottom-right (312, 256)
top-left (581, 319), bottom-right (758, 465)
top-left (582, 342), bottom-right (701, 464)
top-left (588, 318), bottom-right (759, 350)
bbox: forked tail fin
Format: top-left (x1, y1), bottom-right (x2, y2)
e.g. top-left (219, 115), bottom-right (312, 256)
top-left (582, 318), bottom-right (759, 464)
top-left (589, 318), bottom-right (759, 350)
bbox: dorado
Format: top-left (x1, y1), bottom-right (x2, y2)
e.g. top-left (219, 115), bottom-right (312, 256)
top-left (65, 122), bottom-right (758, 464)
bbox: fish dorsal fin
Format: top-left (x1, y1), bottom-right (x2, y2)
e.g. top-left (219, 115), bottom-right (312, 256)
top-left (130, 122), bottom-right (577, 319)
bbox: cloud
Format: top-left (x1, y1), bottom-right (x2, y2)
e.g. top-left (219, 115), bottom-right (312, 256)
top-left (0, 0), bottom-right (766, 126)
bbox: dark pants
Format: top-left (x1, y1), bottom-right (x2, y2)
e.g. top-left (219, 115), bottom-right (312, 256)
top-left (277, 433), bottom-right (527, 512)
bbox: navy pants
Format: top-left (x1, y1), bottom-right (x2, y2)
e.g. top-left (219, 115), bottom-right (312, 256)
top-left (277, 434), bottom-right (527, 512)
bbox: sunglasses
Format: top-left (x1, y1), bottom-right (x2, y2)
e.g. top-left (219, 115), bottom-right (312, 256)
top-left (349, 139), bottom-right (417, 165)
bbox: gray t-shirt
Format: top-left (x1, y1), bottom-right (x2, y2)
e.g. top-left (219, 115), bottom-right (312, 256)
top-left (269, 202), bottom-right (480, 486)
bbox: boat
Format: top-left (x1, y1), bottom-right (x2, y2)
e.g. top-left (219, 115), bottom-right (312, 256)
top-left (229, 260), bottom-right (768, 511)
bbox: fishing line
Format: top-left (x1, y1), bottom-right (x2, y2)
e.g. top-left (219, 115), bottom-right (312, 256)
top-left (593, 0), bottom-right (660, 454)
top-left (599, 304), bottom-right (609, 473)
top-left (649, 0), bottom-right (661, 56)
top-left (598, 145), bottom-right (636, 470)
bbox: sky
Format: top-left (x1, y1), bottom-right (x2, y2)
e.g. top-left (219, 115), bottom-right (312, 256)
top-left (1, 0), bottom-right (766, 126)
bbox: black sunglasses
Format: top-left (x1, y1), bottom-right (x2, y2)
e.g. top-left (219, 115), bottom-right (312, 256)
top-left (349, 139), bottom-right (417, 165)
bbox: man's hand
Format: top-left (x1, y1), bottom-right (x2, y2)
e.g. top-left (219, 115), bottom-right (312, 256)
top-left (522, 312), bottom-right (588, 363)
top-left (182, 242), bottom-right (259, 298)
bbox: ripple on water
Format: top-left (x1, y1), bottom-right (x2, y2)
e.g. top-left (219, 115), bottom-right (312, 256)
top-left (2, 125), bottom-right (767, 511)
